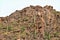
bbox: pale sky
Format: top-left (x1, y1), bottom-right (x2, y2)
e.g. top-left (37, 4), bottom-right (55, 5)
top-left (0, 0), bottom-right (60, 17)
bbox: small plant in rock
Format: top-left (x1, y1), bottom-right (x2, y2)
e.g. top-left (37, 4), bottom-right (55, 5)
top-left (7, 25), bottom-right (12, 32)
top-left (44, 32), bottom-right (51, 40)
top-left (20, 26), bottom-right (25, 33)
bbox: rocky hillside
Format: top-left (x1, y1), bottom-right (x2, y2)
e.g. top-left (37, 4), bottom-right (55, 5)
top-left (0, 5), bottom-right (60, 40)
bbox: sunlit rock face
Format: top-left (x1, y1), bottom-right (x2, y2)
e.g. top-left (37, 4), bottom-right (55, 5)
top-left (0, 5), bottom-right (60, 40)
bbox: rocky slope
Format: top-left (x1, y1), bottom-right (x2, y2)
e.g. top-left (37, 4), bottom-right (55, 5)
top-left (0, 5), bottom-right (60, 40)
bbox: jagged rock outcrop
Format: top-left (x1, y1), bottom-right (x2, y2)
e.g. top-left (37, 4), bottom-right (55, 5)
top-left (0, 5), bottom-right (60, 40)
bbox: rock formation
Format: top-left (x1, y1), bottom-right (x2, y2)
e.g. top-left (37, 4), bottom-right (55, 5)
top-left (0, 5), bottom-right (60, 40)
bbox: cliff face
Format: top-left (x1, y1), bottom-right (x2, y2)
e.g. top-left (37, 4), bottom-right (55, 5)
top-left (0, 5), bottom-right (60, 40)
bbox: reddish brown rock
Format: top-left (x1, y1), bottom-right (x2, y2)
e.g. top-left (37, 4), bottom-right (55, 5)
top-left (0, 5), bottom-right (60, 40)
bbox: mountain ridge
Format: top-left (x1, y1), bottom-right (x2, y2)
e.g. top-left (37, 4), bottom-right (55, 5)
top-left (0, 5), bottom-right (60, 40)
